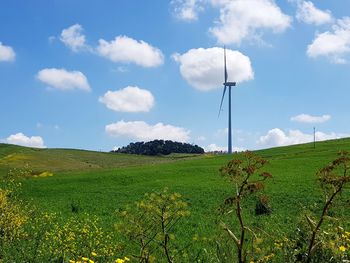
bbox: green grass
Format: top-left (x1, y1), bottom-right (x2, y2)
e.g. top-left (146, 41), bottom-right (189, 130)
top-left (1, 139), bottom-right (350, 242)
top-left (0, 143), bottom-right (202, 174)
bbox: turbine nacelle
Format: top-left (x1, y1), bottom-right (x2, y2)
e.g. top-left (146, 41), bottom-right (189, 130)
top-left (223, 82), bottom-right (236, 87)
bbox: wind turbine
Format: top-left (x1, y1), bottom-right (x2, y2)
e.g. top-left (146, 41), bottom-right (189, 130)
top-left (219, 47), bottom-right (236, 154)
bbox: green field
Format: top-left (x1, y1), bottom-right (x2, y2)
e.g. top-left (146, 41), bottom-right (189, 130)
top-left (1, 139), bottom-right (350, 261)
top-left (1, 139), bottom-right (350, 225)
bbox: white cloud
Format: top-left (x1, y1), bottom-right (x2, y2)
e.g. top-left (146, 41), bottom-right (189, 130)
top-left (295, 1), bottom-right (332, 25)
top-left (171, 0), bottom-right (204, 21)
top-left (48, 36), bottom-right (56, 43)
top-left (209, 0), bottom-right (291, 45)
top-left (204, 143), bottom-right (226, 152)
top-left (291, 113), bottom-right (331, 124)
top-left (307, 17), bottom-right (350, 63)
top-left (112, 146), bottom-right (120, 151)
top-left (60, 24), bottom-right (88, 52)
top-left (97, 35), bottom-right (164, 67)
top-left (99, 86), bottom-right (155, 112)
top-left (3, 133), bottom-right (46, 148)
top-left (105, 120), bottom-right (190, 142)
top-left (0, 42), bottom-right (16, 62)
top-left (257, 128), bottom-right (348, 147)
top-left (173, 47), bottom-right (253, 91)
top-left (37, 68), bottom-right (91, 91)
top-left (204, 143), bottom-right (245, 152)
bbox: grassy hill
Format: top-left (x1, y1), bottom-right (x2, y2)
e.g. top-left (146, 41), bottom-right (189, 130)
top-left (1, 139), bottom-right (350, 247)
top-left (0, 143), bottom-right (202, 175)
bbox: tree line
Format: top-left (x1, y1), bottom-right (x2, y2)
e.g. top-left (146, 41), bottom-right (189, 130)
top-left (112, 140), bottom-right (204, 156)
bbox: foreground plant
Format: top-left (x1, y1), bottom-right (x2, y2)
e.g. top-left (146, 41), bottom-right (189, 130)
top-left (0, 171), bottom-right (30, 260)
top-left (117, 188), bottom-right (190, 263)
top-left (305, 150), bottom-right (350, 262)
top-left (219, 151), bottom-right (272, 263)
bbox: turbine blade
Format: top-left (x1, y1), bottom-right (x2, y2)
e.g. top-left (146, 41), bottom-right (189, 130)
top-left (224, 46), bottom-right (228, 83)
top-left (218, 85), bottom-right (227, 117)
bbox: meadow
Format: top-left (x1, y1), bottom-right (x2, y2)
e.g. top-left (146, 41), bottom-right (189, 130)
top-left (0, 139), bottom-right (350, 262)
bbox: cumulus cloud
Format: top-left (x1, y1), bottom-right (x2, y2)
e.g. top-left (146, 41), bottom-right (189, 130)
top-left (99, 86), bottom-right (155, 112)
top-left (97, 36), bottom-right (164, 67)
top-left (294, 0), bottom-right (332, 25)
top-left (257, 128), bottom-right (348, 147)
top-left (204, 143), bottom-right (226, 152)
top-left (60, 24), bottom-right (88, 52)
top-left (209, 0), bottom-right (291, 45)
top-left (171, 0), bottom-right (204, 21)
top-left (291, 113), bottom-right (331, 123)
top-left (105, 120), bottom-right (190, 142)
top-left (173, 47), bottom-right (253, 91)
top-left (3, 133), bottom-right (46, 148)
top-left (307, 17), bottom-right (350, 63)
top-left (0, 42), bottom-right (16, 62)
top-left (37, 68), bottom-right (91, 91)
top-left (204, 143), bottom-right (245, 152)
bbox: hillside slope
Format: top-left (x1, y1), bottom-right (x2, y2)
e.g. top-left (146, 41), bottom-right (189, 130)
top-left (4, 138), bottom-right (349, 218)
top-left (1, 137), bottom-right (350, 174)
top-left (0, 143), bottom-right (202, 175)
top-left (1, 138), bottom-right (350, 246)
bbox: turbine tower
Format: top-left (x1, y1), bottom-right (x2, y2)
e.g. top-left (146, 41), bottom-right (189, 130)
top-left (219, 47), bottom-right (236, 154)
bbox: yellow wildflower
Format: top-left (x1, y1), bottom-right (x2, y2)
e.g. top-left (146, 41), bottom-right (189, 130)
top-left (124, 257), bottom-right (130, 261)
top-left (91, 252), bottom-right (97, 257)
top-left (339, 245), bottom-right (346, 252)
top-left (82, 257), bottom-right (89, 262)
top-left (89, 260), bottom-right (94, 263)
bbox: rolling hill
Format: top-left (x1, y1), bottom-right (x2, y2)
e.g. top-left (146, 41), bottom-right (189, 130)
top-left (0, 138), bottom-right (349, 240)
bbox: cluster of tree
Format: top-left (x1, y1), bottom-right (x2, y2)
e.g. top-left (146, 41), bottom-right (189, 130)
top-left (112, 140), bottom-right (204, 156)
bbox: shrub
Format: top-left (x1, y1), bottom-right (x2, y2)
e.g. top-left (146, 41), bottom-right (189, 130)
top-left (117, 188), bottom-right (190, 262)
top-left (219, 151), bottom-right (272, 263)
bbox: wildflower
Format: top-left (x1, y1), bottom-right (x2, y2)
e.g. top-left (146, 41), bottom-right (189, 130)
top-left (91, 252), bottom-right (97, 257)
top-left (82, 257), bottom-right (89, 262)
top-left (89, 260), bottom-right (94, 263)
top-left (339, 245), bottom-right (346, 252)
top-left (69, 261), bottom-right (75, 263)
top-left (274, 241), bottom-right (282, 249)
top-left (124, 257), bottom-right (130, 261)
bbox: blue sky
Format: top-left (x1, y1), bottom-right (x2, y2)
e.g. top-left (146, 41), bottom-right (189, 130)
top-left (1, 0), bottom-right (350, 152)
